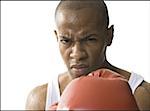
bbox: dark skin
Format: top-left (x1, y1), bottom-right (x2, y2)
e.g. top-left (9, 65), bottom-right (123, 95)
top-left (26, 3), bottom-right (150, 111)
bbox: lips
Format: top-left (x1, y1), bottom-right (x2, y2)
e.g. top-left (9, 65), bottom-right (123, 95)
top-left (71, 64), bottom-right (89, 76)
top-left (71, 64), bottom-right (88, 69)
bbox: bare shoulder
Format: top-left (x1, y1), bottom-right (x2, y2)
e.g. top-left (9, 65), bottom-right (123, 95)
top-left (140, 81), bottom-right (150, 91)
top-left (134, 81), bottom-right (150, 110)
top-left (58, 72), bottom-right (70, 95)
top-left (25, 83), bottom-right (48, 110)
top-left (135, 81), bottom-right (150, 96)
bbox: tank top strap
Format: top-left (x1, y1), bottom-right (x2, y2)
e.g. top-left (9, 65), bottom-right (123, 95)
top-left (45, 75), bottom-right (60, 110)
top-left (128, 72), bottom-right (144, 94)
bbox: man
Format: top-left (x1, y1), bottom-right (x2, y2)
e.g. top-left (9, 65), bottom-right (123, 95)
top-left (25, 0), bottom-right (150, 110)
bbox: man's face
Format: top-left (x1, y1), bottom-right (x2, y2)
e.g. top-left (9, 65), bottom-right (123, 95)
top-left (55, 8), bottom-right (109, 79)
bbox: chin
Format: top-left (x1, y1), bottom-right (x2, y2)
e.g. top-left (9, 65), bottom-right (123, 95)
top-left (71, 71), bottom-right (90, 79)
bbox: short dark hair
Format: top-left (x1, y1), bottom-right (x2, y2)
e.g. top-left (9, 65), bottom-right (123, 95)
top-left (55, 0), bottom-right (109, 27)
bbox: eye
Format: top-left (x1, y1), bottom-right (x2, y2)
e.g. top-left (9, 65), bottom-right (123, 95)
top-left (60, 39), bottom-right (69, 44)
top-left (59, 37), bottom-right (71, 45)
top-left (87, 37), bottom-right (97, 41)
top-left (84, 36), bottom-right (98, 43)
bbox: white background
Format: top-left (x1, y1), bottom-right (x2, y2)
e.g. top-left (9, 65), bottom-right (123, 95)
top-left (1, 1), bottom-right (150, 110)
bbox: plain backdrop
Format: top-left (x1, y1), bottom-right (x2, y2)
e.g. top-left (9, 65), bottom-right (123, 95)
top-left (1, 1), bottom-right (150, 110)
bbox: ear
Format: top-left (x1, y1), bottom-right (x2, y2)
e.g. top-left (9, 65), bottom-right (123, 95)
top-left (106, 25), bottom-right (114, 46)
top-left (54, 30), bottom-right (58, 41)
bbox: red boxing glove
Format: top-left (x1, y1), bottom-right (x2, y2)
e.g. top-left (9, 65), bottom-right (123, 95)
top-left (50, 69), bottom-right (139, 110)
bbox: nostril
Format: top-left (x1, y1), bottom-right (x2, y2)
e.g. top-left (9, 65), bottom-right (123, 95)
top-left (70, 49), bottom-right (87, 60)
top-left (70, 51), bottom-right (83, 60)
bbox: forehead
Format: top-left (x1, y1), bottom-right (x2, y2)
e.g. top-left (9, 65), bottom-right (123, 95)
top-left (56, 8), bottom-right (105, 35)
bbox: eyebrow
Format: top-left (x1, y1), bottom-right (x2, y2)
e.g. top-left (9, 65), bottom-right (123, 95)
top-left (82, 34), bottom-right (97, 39)
top-left (58, 33), bottom-right (97, 40)
top-left (59, 35), bottom-right (71, 40)
top-left (59, 35), bottom-right (71, 39)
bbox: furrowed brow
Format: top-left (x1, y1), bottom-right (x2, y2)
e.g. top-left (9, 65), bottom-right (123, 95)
top-left (59, 35), bottom-right (71, 39)
top-left (82, 34), bottom-right (97, 40)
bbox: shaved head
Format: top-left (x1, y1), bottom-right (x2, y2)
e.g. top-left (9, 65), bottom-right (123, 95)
top-left (55, 0), bottom-right (109, 28)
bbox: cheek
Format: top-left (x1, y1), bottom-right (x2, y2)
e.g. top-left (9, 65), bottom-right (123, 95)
top-left (87, 44), bottom-right (106, 63)
top-left (59, 44), bottom-right (70, 65)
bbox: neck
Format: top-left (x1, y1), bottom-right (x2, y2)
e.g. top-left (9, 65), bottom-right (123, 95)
top-left (102, 60), bottom-right (130, 80)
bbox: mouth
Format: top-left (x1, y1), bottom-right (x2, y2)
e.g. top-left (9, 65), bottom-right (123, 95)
top-left (70, 64), bottom-right (89, 76)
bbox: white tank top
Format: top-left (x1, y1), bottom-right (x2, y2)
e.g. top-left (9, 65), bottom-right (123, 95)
top-left (45, 72), bottom-right (144, 110)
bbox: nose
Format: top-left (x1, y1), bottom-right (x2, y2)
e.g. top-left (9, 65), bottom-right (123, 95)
top-left (70, 42), bottom-right (87, 61)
